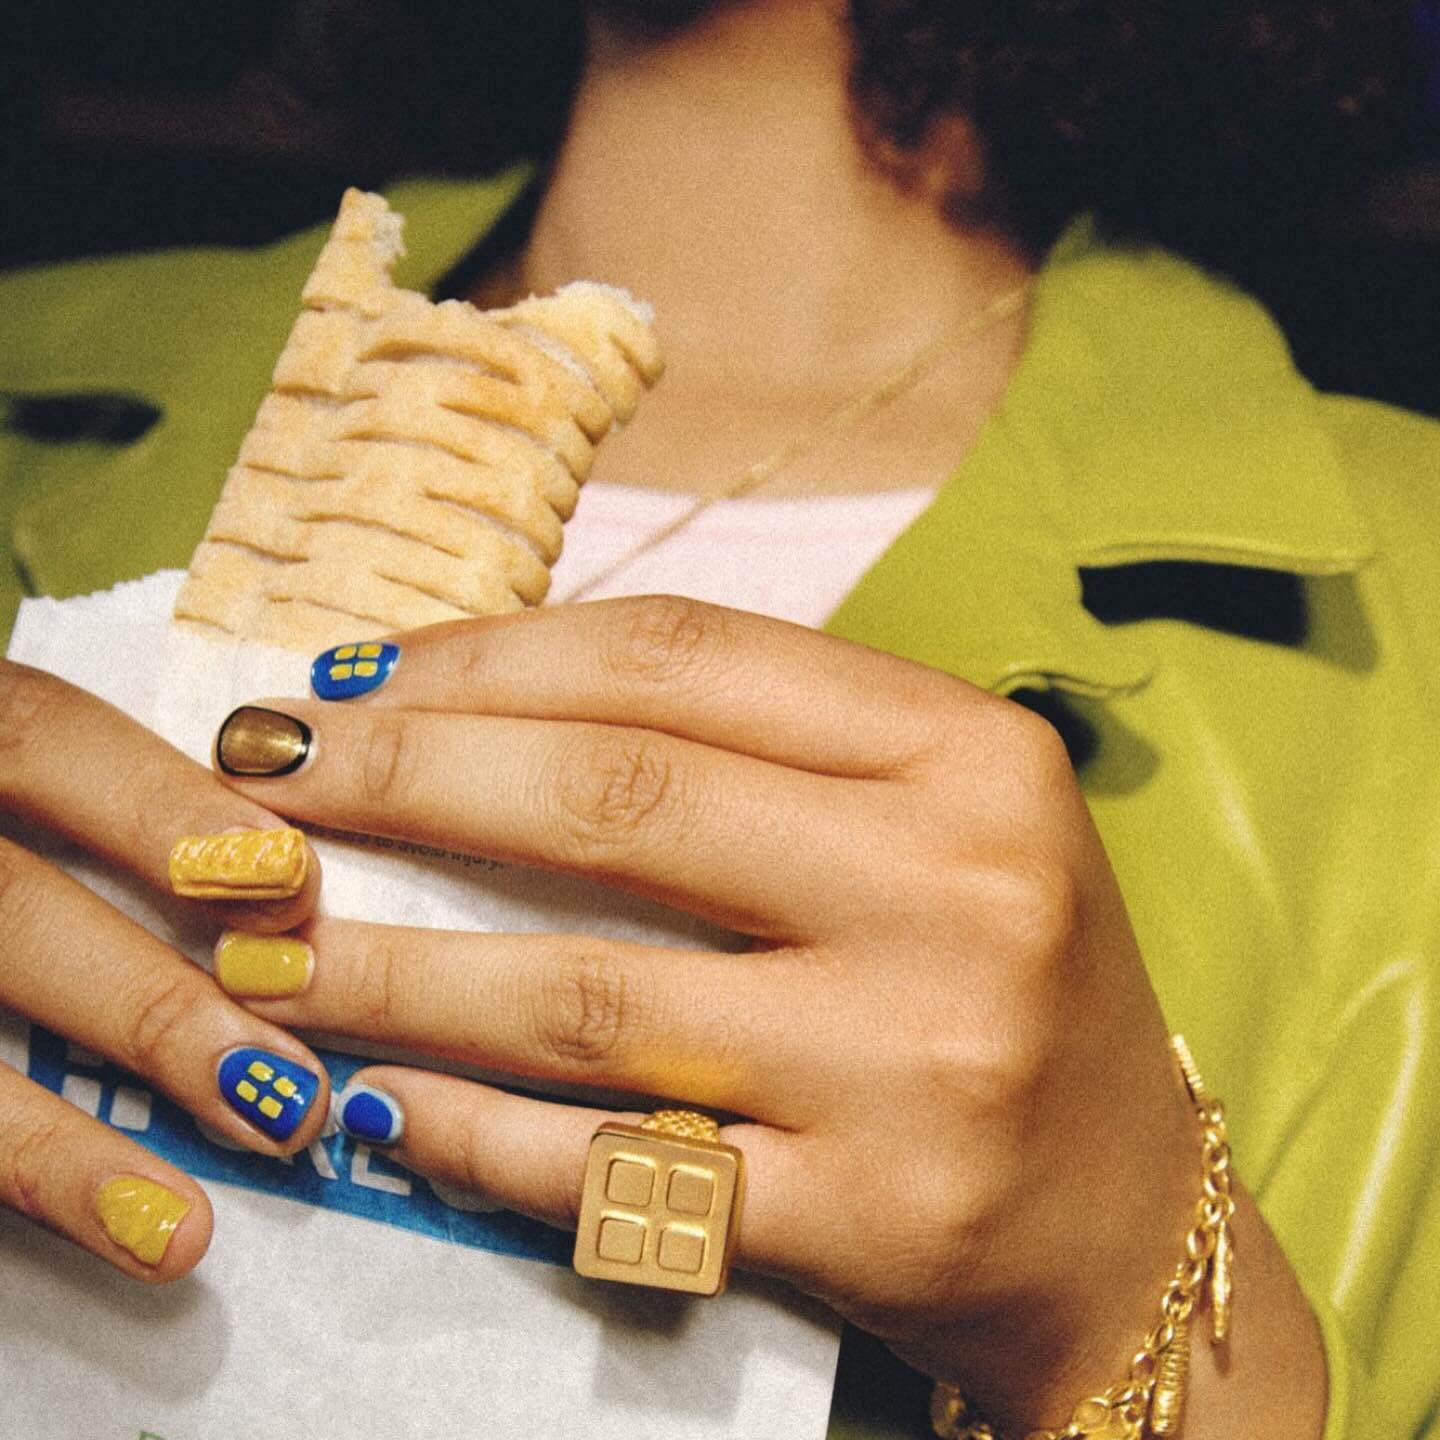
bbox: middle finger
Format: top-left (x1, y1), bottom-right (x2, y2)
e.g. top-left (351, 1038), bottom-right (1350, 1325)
top-left (214, 702), bottom-right (888, 938)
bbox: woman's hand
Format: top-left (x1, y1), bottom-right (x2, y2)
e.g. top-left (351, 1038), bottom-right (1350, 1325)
top-left (0, 661), bottom-right (330, 1282)
top-left (211, 598), bottom-right (1316, 1427)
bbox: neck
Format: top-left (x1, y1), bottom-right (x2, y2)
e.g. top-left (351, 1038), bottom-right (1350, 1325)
top-left (518, 0), bottom-right (1034, 493)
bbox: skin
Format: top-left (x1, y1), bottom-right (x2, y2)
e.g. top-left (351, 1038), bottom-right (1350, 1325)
top-left (3, 0), bottom-right (1326, 1431)
top-left (0, 660), bottom-right (330, 1281)
top-left (510, 0), bottom-right (1031, 498)
top-left (223, 602), bottom-right (1322, 1434)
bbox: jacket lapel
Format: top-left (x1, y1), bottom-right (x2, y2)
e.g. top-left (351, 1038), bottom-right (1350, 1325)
top-left (826, 222), bottom-right (1373, 696)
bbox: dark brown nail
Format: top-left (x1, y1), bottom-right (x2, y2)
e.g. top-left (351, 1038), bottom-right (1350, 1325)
top-left (216, 706), bottom-right (313, 778)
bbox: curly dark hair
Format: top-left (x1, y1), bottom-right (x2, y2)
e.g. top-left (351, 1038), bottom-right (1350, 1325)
top-left (845, 0), bottom-right (1421, 268)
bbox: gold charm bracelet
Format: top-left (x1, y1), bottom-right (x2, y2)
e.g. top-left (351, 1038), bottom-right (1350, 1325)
top-left (931, 1035), bottom-right (1236, 1440)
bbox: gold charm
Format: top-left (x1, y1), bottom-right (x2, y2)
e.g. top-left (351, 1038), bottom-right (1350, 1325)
top-left (1210, 1217), bottom-right (1234, 1344)
top-left (1170, 1034), bottom-right (1207, 1105)
top-left (1065, 1397), bottom-right (1136, 1438)
top-left (1149, 1317), bottom-right (1191, 1435)
top-left (930, 1382), bottom-right (993, 1439)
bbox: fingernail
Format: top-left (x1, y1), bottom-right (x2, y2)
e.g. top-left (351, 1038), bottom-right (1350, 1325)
top-left (334, 1083), bottom-right (405, 1145)
top-left (216, 705), bottom-right (313, 778)
top-left (214, 931), bottom-right (315, 998)
top-left (170, 827), bottom-right (308, 899)
top-left (95, 1175), bottom-right (191, 1266)
top-left (218, 1047), bottom-right (321, 1141)
top-left (311, 641), bottom-right (399, 701)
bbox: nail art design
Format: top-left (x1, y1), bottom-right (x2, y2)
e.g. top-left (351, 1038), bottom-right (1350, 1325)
top-left (334, 1084), bottom-right (405, 1145)
top-left (214, 931), bottom-right (315, 998)
top-left (311, 641), bottom-right (399, 701)
top-left (216, 705), bottom-right (313, 778)
top-left (169, 828), bottom-right (308, 899)
top-left (95, 1175), bottom-right (191, 1266)
top-left (218, 1047), bottom-right (320, 1141)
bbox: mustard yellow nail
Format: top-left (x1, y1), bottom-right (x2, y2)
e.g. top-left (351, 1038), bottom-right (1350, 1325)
top-left (169, 827), bottom-right (309, 899)
top-left (95, 1175), bottom-right (191, 1266)
top-left (214, 931), bottom-right (315, 998)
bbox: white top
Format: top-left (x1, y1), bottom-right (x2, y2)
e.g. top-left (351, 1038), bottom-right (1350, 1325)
top-left (548, 482), bottom-right (936, 624)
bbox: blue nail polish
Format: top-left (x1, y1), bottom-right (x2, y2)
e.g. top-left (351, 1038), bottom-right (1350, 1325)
top-left (218, 1048), bottom-right (320, 1142)
top-left (310, 642), bottom-right (399, 701)
top-left (335, 1084), bottom-right (405, 1145)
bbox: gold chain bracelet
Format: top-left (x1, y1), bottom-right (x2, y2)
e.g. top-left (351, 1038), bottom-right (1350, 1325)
top-left (930, 1036), bottom-right (1236, 1440)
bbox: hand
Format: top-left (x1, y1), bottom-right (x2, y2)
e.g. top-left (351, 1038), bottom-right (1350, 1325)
top-left (0, 661), bottom-right (330, 1282)
top-left (212, 598), bottom-right (1320, 1428)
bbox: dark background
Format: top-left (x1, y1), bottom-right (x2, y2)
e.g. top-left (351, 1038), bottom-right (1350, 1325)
top-left (0, 1), bottom-right (582, 260)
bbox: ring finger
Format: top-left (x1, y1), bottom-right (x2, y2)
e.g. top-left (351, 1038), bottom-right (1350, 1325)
top-left (233, 916), bottom-right (821, 1124)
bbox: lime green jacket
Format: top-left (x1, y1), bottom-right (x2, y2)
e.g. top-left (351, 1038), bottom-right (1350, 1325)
top-left (3, 178), bottom-right (1437, 1438)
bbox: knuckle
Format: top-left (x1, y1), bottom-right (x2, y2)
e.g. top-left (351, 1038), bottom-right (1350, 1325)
top-left (549, 732), bottom-right (677, 856)
top-left (1001, 701), bottom-right (1076, 791)
top-left (0, 664), bottom-right (68, 780)
top-left (914, 1032), bottom-right (1012, 1117)
top-left (998, 860), bottom-right (1083, 973)
top-left (4, 1118), bottom-right (63, 1219)
top-left (122, 973), bottom-right (206, 1075)
top-left (980, 1026), bottom-right (1053, 1108)
top-left (361, 712), bottom-right (418, 806)
top-left (956, 849), bottom-right (1082, 989)
top-left (534, 952), bottom-right (641, 1069)
top-left (454, 1116), bottom-right (491, 1197)
top-left (351, 937), bottom-right (405, 1032)
top-left (912, 1014), bottom-right (1051, 1132)
top-left (0, 841), bottom-right (43, 940)
top-left (850, 1164), bottom-right (993, 1315)
top-left (609, 595), bottom-right (724, 687)
top-left (120, 757), bottom-right (193, 851)
top-left (448, 1102), bottom-right (502, 1204)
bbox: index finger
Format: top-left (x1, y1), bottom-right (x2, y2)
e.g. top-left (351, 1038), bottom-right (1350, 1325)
top-left (0, 662), bottom-right (320, 931)
top-left (307, 597), bottom-right (978, 778)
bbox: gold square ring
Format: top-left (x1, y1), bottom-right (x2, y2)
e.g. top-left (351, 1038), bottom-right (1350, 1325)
top-left (573, 1111), bottom-right (745, 1296)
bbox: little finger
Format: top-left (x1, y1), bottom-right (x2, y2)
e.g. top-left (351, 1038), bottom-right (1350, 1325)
top-left (0, 1061), bottom-right (212, 1282)
top-left (332, 1065), bottom-right (824, 1285)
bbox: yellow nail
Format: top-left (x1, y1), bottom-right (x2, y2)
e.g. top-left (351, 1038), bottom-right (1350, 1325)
top-left (95, 1176), bottom-right (191, 1266)
top-left (169, 827), bottom-right (309, 899)
top-left (214, 931), bottom-right (315, 998)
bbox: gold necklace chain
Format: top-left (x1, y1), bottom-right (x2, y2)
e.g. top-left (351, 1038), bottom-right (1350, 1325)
top-left (555, 281), bottom-right (1032, 604)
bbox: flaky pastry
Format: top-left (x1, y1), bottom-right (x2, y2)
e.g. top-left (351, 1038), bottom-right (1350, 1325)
top-left (175, 188), bottom-right (662, 650)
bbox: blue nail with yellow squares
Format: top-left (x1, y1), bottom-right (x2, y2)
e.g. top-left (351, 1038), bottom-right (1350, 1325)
top-left (310, 641), bottom-right (400, 701)
top-left (218, 1048), bottom-right (321, 1142)
top-left (334, 1083), bottom-right (405, 1145)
